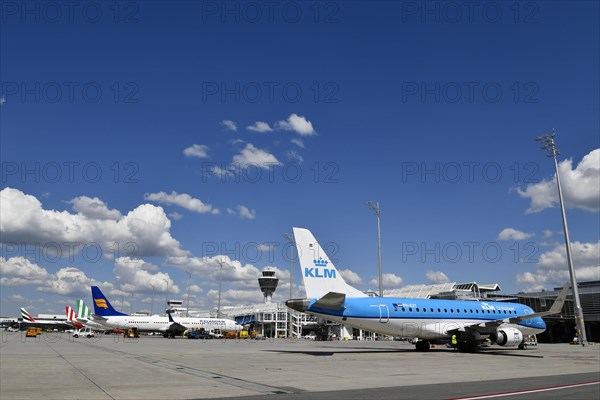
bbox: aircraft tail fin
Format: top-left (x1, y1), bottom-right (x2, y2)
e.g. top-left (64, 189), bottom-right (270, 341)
top-left (65, 306), bottom-right (76, 322)
top-left (66, 306), bottom-right (84, 328)
top-left (76, 299), bottom-right (91, 319)
top-left (20, 308), bottom-right (35, 322)
top-left (91, 286), bottom-right (128, 317)
top-left (292, 227), bottom-right (367, 299)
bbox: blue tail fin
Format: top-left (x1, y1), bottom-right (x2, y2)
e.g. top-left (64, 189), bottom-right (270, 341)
top-left (167, 311), bottom-right (175, 323)
top-left (91, 286), bottom-right (128, 316)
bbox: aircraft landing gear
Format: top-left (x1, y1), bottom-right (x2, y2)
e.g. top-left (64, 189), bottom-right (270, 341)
top-left (457, 342), bottom-right (476, 353)
top-left (415, 340), bottom-right (431, 351)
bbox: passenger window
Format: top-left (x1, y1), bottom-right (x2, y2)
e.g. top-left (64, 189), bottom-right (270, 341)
top-left (464, 309), bottom-right (467, 313)
top-left (409, 308), bottom-right (412, 312)
top-left (402, 307), bottom-right (405, 312)
top-left (437, 308), bottom-right (441, 312)
top-left (430, 308), bottom-right (434, 312)
top-left (476, 310), bottom-right (479, 313)
top-left (444, 309), bottom-right (447, 312)
top-left (451, 309), bottom-right (454, 313)
top-left (416, 308), bottom-right (420, 312)
top-left (457, 309), bottom-right (460, 313)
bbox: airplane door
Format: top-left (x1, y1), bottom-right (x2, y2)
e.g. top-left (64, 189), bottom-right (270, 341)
top-left (379, 304), bottom-right (389, 323)
top-left (523, 309), bottom-right (533, 326)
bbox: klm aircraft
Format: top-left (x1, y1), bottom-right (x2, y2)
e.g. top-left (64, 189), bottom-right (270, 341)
top-left (286, 228), bottom-right (569, 351)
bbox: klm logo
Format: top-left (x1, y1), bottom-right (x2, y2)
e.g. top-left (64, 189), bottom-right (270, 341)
top-left (304, 257), bottom-right (336, 279)
top-left (314, 257), bottom-right (328, 267)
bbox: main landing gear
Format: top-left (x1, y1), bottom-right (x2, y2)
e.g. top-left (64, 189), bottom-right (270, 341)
top-left (415, 340), bottom-right (431, 351)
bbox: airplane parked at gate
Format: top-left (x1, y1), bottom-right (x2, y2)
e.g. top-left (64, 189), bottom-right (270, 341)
top-left (286, 227), bottom-right (570, 351)
top-left (90, 286), bottom-right (243, 337)
top-left (18, 308), bottom-right (71, 330)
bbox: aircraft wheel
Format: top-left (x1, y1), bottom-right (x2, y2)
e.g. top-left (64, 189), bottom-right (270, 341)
top-left (457, 342), bottom-right (476, 353)
top-left (415, 340), bottom-right (430, 351)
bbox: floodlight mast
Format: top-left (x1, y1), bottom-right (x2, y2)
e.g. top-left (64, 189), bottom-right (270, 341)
top-left (366, 201), bottom-right (383, 297)
top-left (283, 233), bottom-right (295, 339)
top-left (536, 130), bottom-right (587, 345)
top-left (216, 259), bottom-right (224, 318)
top-left (185, 271), bottom-right (192, 317)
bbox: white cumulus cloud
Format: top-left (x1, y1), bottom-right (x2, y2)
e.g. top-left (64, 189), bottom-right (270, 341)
top-left (498, 228), bottom-right (535, 241)
top-left (113, 257), bottom-right (179, 294)
top-left (0, 257), bottom-right (50, 286)
top-left (275, 114), bottom-right (316, 136)
top-left (426, 270), bottom-right (449, 284)
top-left (221, 120), bottom-right (237, 131)
top-left (516, 241), bottom-right (600, 291)
top-left (246, 121), bottom-right (273, 133)
top-left (232, 143), bottom-right (281, 169)
top-left (183, 144), bottom-right (209, 158)
top-left (70, 196), bottom-right (123, 220)
top-left (144, 191), bottom-right (219, 215)
top-left (517, 148), bottom-right (600, 213)
top-left (339, 269), bottom-right (364, 285)
top-left (369, 273), bottom-right (403, 288)
top-left (0, 188), bottom-right (188, 258)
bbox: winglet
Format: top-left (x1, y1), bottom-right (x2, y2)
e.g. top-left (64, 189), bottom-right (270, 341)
top-left (507, 282), bottom-right (570, 324)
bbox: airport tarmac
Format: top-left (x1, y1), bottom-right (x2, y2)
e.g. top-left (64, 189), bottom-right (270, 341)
top-left (1, 331), bottom-right (598, 400)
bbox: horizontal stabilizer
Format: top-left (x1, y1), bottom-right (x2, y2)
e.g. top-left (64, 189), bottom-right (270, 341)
top-left (312, 292), bottom-right (346, 310)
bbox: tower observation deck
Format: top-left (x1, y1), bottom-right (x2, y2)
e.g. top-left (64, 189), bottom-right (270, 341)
top-left (258, 267), bottom-right (279, 303)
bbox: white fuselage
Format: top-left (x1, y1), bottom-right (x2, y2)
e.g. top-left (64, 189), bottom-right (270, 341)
top-left (317, 313), bottom-right (544, 340)
top-left (96, 315), bottom-right (241, 333)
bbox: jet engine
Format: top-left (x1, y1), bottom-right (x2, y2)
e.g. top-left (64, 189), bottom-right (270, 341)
top-left (490, 327), bottom-right (524, 347)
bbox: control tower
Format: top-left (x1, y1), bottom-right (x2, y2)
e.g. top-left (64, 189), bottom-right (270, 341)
top-left (258, 267), bottom-right (279, 303)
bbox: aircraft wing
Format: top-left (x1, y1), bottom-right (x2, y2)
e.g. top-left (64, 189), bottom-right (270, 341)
top-left (453, 283), bottom-right (570, 334)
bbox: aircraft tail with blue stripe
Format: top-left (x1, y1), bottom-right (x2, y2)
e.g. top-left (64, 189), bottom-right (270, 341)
top-left (91, 286), bottom-right (128, 317)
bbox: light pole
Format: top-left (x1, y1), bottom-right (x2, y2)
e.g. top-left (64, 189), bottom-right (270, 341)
top-left (150, 283), bottom-right (155, 315)
top-left (186, 271), bottom-right (192, 317)
top-left (283, 233), bottom-right (295, 300)
top-left (283, 233), bottom-right (295, 339)
top-left (162, 277), bottom-right (170, 314)
top-left (366, 201), bottom-right (383, 297)
top-left (216, 259), bottom-right (224, 318)
top-left (536, 130), bottom-right (587, 345)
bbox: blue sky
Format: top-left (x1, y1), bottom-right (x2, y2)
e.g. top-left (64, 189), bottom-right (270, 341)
top-left (1, 1), bottom-right (599, 316)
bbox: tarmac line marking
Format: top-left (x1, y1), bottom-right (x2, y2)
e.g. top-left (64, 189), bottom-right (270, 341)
top-left (45, 341), bottom-right (116, 400)
top-left (447, 381), bottom-right (600, 400)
